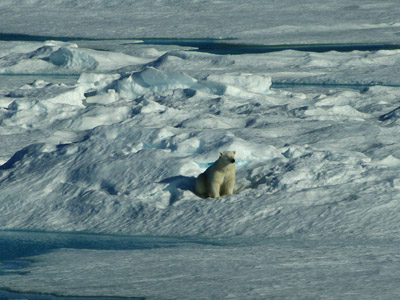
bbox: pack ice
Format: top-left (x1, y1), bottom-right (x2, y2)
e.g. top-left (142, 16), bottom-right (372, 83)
top-left (1, 41), bottom-right (400, 239)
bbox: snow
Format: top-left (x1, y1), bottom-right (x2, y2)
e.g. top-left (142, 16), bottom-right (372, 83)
top-left (1, 0), bottom-right (400, 299)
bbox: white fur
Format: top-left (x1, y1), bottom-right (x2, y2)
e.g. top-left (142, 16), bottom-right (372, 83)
top-left (195, 151), bottom-right (236, 198)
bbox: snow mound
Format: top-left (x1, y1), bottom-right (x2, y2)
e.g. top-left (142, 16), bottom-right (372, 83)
top-left (148, 51), bottom-right (235, 70)
top-left (0, 42), bottom-right (150, 74)
top-left (48, 47), bottom-right (98, 71)
top-left (118, 67), bottom-right (197, 99)
top-left (376, 155), bottom-right (400, 167)
top-left (117, 67), bottom-right (272, 100)
top-left (207, 73), bottom-right (272, 94)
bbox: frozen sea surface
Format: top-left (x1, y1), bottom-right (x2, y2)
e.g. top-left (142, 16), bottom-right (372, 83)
top-left (1, 0), bottom-right (400, 299)
top-left (1, 231), bottom-right (400, 300)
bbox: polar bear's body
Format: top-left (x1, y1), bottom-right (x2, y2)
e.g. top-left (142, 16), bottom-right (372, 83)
top-left (195, 151), bottom-right (236, 198)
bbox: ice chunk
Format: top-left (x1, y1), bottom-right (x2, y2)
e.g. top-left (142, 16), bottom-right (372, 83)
top-left (207, 73), bottom-right (272, 94)
top-left (304, 105), bottom-right (368, 120)
top-left (85, 89), bottom-right (118, 105)
top-left (116, 66), bottom-right (273, 100)
top-left (376, 155), bottom-right (400, 167)
top-left (69, 106), bottom-right (131, 131)
top-left (46, 86), bottom-right (86, 106)
top-left (49, 47), bottom-right (98, 71)
top-left (118, 67), bottom-right (197, 99)
top-left (78, 73), bottom-right (120, 89)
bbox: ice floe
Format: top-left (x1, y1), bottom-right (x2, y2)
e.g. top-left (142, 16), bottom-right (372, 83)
top-left (1, 41), bottom-right (400, 240)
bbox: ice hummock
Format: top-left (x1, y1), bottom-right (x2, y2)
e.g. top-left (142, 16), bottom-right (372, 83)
top-left (0, 41), bottom-right (150, 74)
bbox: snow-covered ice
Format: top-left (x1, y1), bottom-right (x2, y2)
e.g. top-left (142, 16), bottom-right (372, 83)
top-left (1, 0), bottom-right (400, 299)
top-left (1, 231), bottom-right (399, 300)
top-left (1, 41), bottom-right (400, 237)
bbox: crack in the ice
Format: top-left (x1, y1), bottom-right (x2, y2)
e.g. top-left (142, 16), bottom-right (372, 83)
top-left (2, 32), bottom-right (400, 54)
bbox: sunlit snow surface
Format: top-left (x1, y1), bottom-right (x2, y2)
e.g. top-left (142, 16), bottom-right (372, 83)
top-left (1, 0), bottom-right (400, 299)
top-left (2, 41), bottom-right (400, 237)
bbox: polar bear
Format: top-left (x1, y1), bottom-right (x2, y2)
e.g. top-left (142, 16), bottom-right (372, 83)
top-left (195, 151), bottom-right (236, 198)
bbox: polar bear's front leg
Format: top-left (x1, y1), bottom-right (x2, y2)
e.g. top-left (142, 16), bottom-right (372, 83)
top-left (209, 181), bottom-right (221, 198)
top-left (221, 165), bottom-right (235, 196)
top-left (208, 170), bottom-right (223, 198)
top-left (223, 179), bottom-right (235, 196)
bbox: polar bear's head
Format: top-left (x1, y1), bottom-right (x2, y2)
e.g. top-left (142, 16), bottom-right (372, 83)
top-left (219, 151), bottom-right (236, 165)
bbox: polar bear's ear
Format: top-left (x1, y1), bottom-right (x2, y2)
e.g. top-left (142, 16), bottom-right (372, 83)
top-left (219, 152), bottom-right (223, 157)
top-left (233, 151), bottom-right (236, 155)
